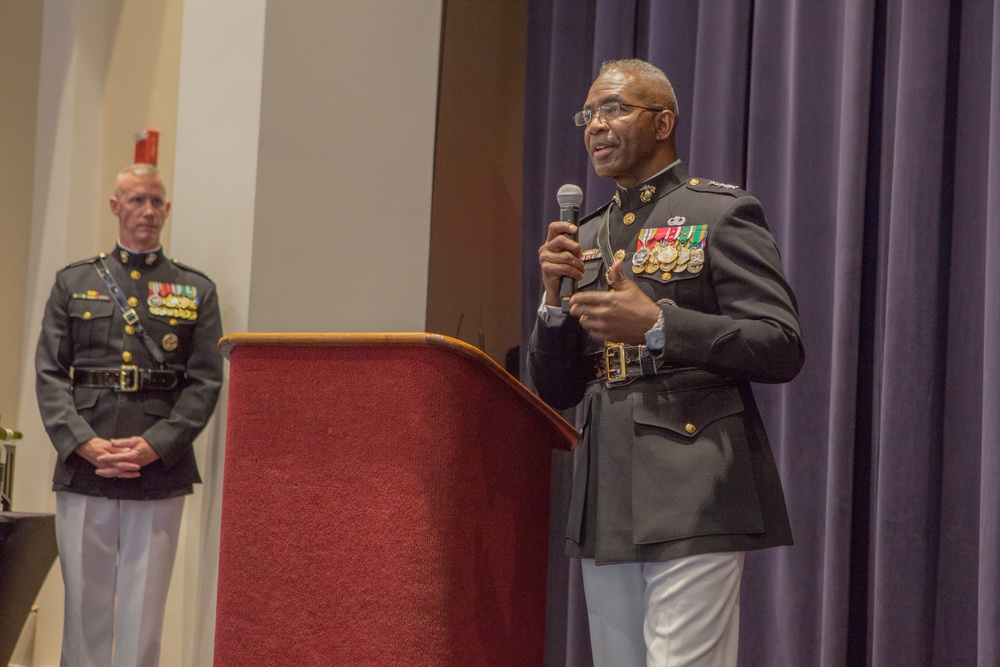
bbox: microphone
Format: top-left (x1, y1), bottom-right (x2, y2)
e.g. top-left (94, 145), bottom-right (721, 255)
top-left (557, 184), bottom-right (584, 314)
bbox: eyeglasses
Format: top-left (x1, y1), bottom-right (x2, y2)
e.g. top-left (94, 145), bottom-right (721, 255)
top-left (573, 100), bottom-right (665, 127)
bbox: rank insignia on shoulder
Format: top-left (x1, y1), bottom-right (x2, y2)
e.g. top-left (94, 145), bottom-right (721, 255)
top-left (706, 180), bottom-right (740, 190)
top-left (72, 290), bottom-right (110, 301)
top-left (581, 248), bottom-right (602, 261)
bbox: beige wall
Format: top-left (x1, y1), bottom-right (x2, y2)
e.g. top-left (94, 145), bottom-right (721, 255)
top-left (0, 1), bottom-right (43, 431)
top-left (248, 0), bottom-right (443, 333)
top-left (96, 0), bottom-right (184, 247)
top-left (426, 0), bottom-right (526, 365)
top-left (169, 0), bottom-right (268, 662)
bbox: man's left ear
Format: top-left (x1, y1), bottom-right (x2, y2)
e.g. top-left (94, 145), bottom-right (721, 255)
top-left (655, 110), bottom-right (676, 141)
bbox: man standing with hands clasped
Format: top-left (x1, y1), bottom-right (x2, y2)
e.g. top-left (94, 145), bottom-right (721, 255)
top-left (36, 163), bottom-right (223, 667)
top-left (530, 59), bottom-right (804, 666)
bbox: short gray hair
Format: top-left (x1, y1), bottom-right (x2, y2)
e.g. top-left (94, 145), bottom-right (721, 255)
top-left (599, 58), bottom-right (679, 117)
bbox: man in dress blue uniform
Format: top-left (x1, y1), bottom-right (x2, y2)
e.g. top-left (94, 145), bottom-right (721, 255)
top-left (35, 163), bottom-right (223, 667)
top-left (531, 59), bottom-right (804, 666)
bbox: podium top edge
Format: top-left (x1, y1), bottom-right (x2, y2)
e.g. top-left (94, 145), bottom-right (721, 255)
top-left (216, 332), bottom-right (579, 449)
top-left (218, 332), bottom-right (468, 358)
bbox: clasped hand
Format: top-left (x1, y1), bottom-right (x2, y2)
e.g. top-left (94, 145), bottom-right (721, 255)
top-left (539, 220), bottom-right (660, 344)
top-left (76, 436), bottom-right (160, 478)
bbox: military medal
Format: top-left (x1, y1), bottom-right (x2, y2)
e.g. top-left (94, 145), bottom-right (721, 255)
top-left (148, 282), bottom-right (199, 320)
top-left (657, 243), bottom-right (677, 265)
top-left (657, 245), bottom-right (677, 272)
top-left (686, 225), bottom-right (708, 273)
top-left (675, 246), bottom-right (691, 271)
top-left (72, 290), bottom-right (110, 301)
top-left (632, 247), bottom-right (649, 273)
top-left (162, 333), bottom-right (179, 351)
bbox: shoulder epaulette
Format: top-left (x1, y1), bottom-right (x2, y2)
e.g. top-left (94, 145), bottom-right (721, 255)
top-left (170, 258), bottom-right (213, 281)
top-left (685, 177), bottom-right (746, 197)
top-left (62, 255), bottom-right (101, 270)
top-left (578, 202), bottom-right (612, 227)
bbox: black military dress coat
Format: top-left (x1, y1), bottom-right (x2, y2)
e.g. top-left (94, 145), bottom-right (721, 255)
top-left (36, 246), bottom-right (223, 500)
top-left (529, 162), bottom-right (804, 564)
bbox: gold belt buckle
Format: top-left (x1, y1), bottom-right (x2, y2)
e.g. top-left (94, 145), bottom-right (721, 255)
top-left (604, 342), bottom-right (627, 384)
top-left (119, 364), bottom-right (140, 392)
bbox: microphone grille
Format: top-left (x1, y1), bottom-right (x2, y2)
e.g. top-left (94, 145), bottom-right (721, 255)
top-left (557, 183), bottom-right (584, 208)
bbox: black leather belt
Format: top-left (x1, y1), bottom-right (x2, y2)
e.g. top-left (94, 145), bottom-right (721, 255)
top-left (588, 343), bottom-right (679, 387)
top-left (71, 366), bottom-right (185, 392)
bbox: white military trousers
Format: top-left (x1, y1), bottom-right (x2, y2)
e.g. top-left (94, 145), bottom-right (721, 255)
top-left (581, 552), bottom-right (745, 667)
top-left (55, 492), bottom-right (184, 667)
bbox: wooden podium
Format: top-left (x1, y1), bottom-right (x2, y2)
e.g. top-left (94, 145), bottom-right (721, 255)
top-left (215, 333), bottom-right (577, 666)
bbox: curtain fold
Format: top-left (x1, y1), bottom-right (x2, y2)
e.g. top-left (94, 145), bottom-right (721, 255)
top-left (522, 2), bottom-right (1000, 664)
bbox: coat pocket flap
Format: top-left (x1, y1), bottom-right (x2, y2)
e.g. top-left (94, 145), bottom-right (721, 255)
top-left (632, 383), bottom-right (743, 438)
top-left (577, 257), bottom-right (604, 289)
top-left (69, 300), bottom-right (116, 320)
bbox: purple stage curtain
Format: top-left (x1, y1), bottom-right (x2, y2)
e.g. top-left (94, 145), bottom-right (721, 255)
top-left (520, 1), bottom-right (1000, 665)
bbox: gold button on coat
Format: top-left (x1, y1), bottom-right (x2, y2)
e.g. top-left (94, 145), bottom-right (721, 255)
top-left (122, 351), bottom-right (133, 363)
top-left (685, 422), bottom-right (697, 434)
top-left (130, 270), bottom-right (141, 280)
top-left (127, 296), bottom-right (138, 307)
top-left (125, 325), bottom-right (135, 335)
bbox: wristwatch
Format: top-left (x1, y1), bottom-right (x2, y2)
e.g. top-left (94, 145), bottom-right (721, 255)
top-left (644, 298), bottom-right (677, 353)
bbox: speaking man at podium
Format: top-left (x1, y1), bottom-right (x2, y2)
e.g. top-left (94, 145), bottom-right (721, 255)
top-left (35, 163), bottom-right (223, 667)
top-left (530, 59), bottom-right (804, 666)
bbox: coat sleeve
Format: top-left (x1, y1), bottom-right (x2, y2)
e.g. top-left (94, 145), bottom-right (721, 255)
top-left (35, 272), bottom-right (99, 461)
top-left (528, 305), bottom-right (595, 410)
top-left (657, 196), bottom-right (804, 383)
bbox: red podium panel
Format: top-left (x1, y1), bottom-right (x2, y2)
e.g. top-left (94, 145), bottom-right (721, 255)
top-left (215, 333), bottom-right (576, 666)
